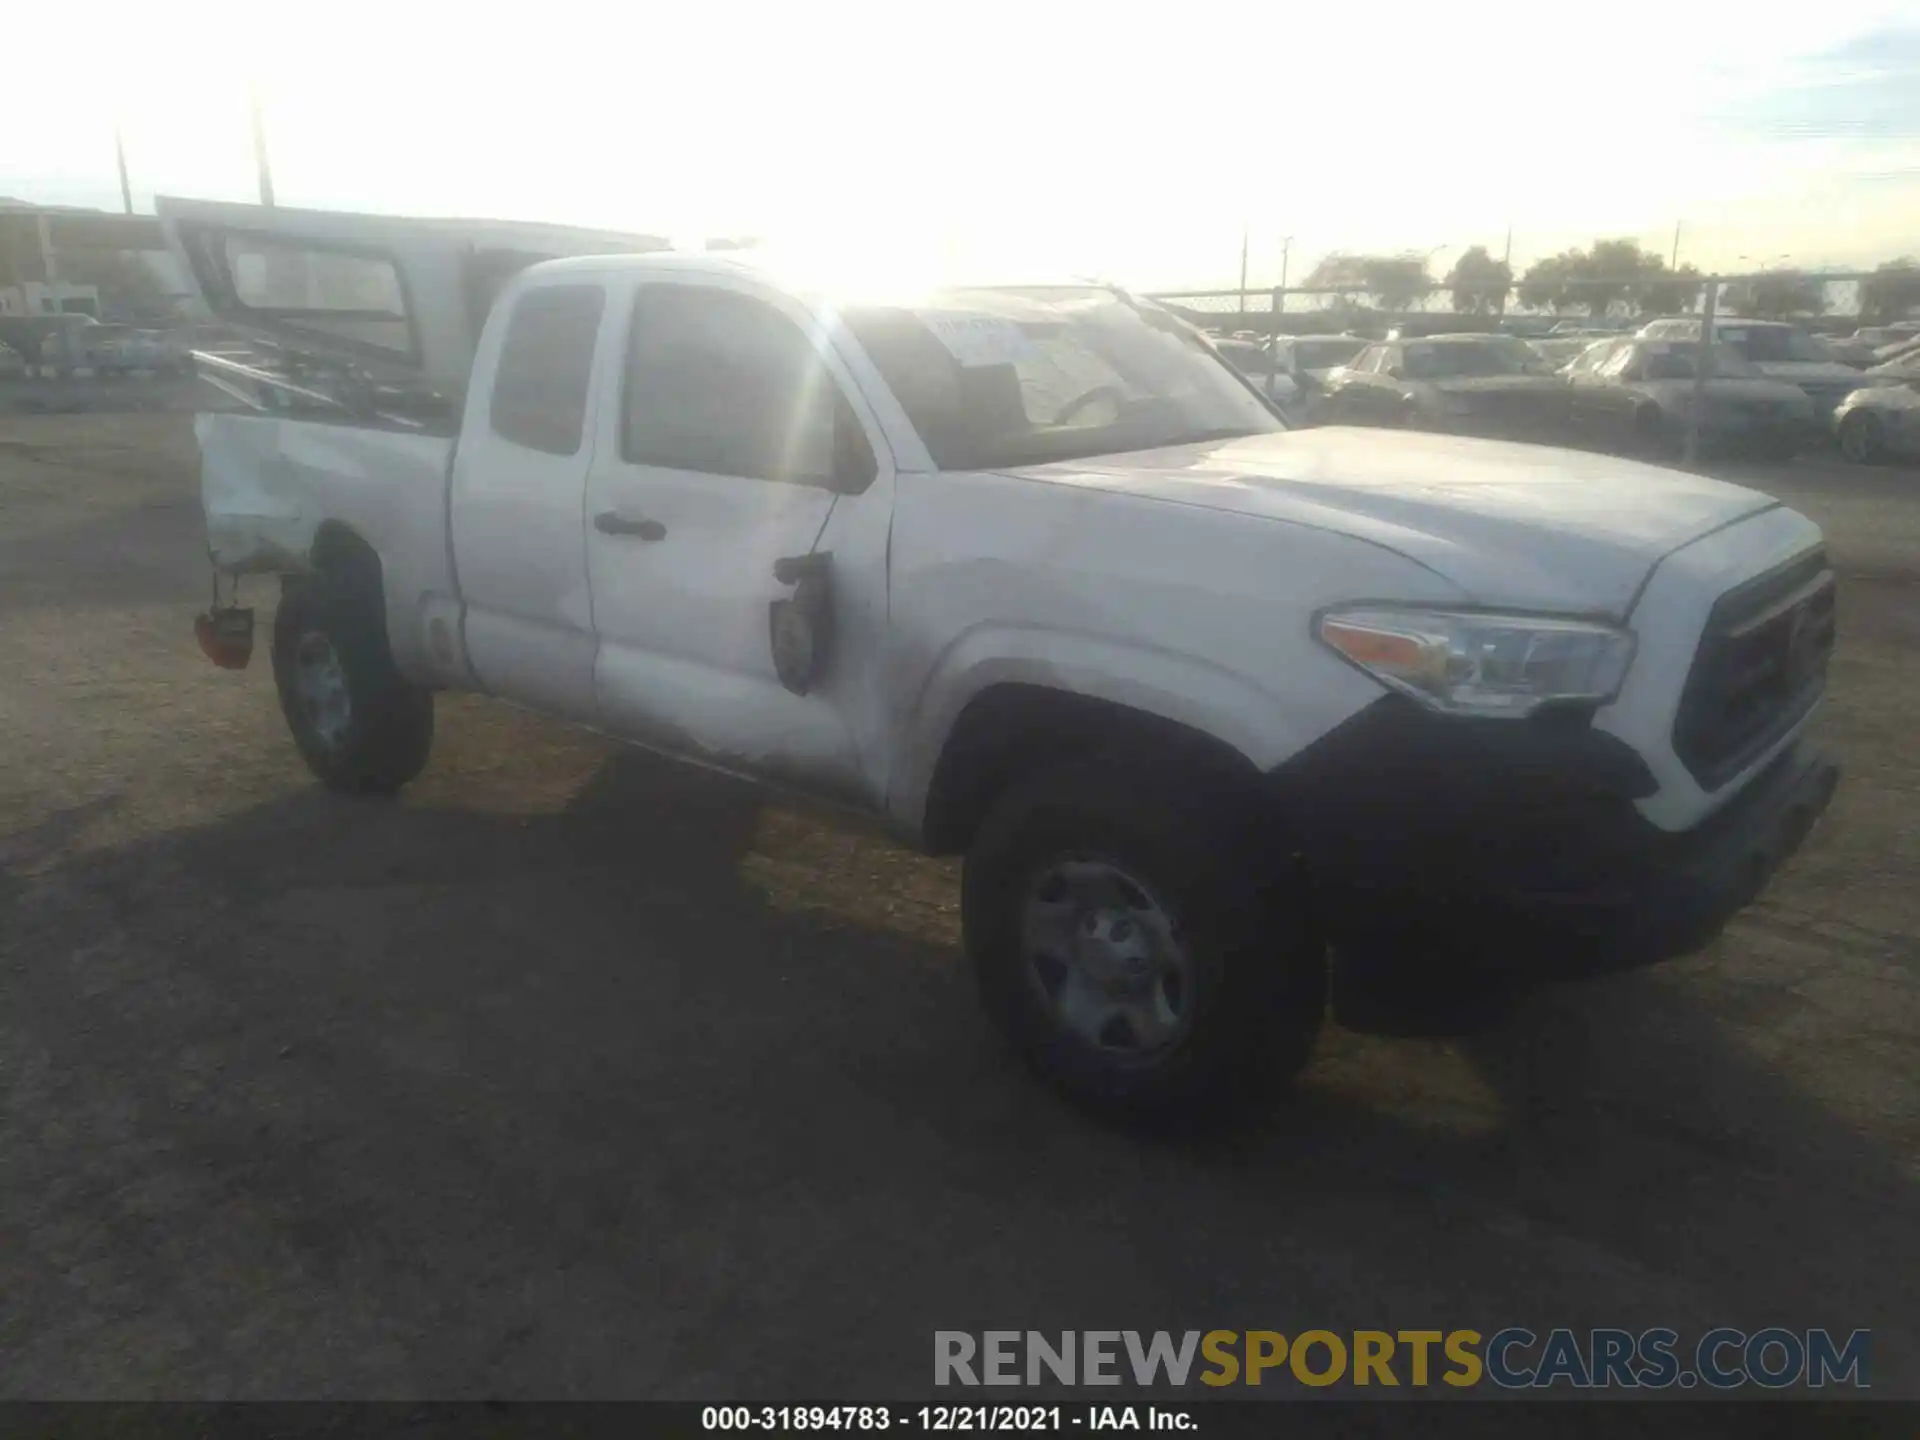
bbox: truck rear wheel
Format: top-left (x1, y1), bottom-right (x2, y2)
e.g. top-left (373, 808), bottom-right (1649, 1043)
top-left (961, 758), bottom-right (1326, 1126)
top-left (272, 578), bottom-right (433, 795)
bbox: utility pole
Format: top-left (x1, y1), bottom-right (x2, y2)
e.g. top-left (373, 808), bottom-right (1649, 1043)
top-left (114, 122), bottom-right (134, 214)
top-left (1682, 276), bottom-right (1719, 468)
top-left (1500, 224), bottom-right (1514, 315)
top-left (249, 83), bottom-right (276, 207)
top-left (1270, 236), bottom-right (1294, 338)
top-left (1671, 220), bottom-right (1682, 270)
top-left (1238, 224), bottom-right (1250, 320)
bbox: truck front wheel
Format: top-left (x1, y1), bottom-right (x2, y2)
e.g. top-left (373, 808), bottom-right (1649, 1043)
top-left (272, 579), bottom-right (433, 795)
top-left (962, 758), bottom-right (1326, 1125)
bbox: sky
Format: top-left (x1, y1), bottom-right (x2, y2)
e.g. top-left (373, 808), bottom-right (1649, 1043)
top-left (6, 0), bottom-right (1920, 292)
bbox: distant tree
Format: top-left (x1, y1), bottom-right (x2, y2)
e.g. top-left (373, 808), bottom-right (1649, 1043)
top-left (1446, 245), bottom-right (1513, 314)
top-left (1860, 258), bottom-right (1920, 324)
top-left (1304, 252), bottom-right (1433, 312)
top-left (1580, 239), bottom-right (1658, 317)
top-left (1724, 269), bottom-right (1829, 319)
top-left (1516, 250), bottom-right (1581, 312)
top-left (1520, 239), bottom-right (1699, 318)
top-left (1636, 262), bottom-right (1703, 317)
top-left (1359, 256), bottom-right (1433, 311)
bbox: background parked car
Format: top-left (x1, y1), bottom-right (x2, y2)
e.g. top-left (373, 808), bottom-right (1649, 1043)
top-left (1822, 334), bottom-right (1883, 368)
top-left (1320, 333), bottom-right (1567, 437)
top-left (1547, 318), bottom-right (1628, 336)
top-left (1530, 336), bottom-right (1603, 370)
top-left (1254, 334), bottom-right (1367, 422)
top-left (1639, 317), bottom-right (1867, 418)
top-left (0, 342), bottom-right (25, 380)
top-left (0, 313), bottom-right (99, 370)
top-left (1873, 334), bottom-right (1920, 367)
top-left (1851, 323), bottom-right (1920, 351)
top-left (1495, 316), bottom-right (1559, 338)
top-left (1561, 337), bottom-right (1818, 458)
top-left (1834, 347), bottom-right (1920, 463)
top-left (1209, 337), bottom-right (1304, 415)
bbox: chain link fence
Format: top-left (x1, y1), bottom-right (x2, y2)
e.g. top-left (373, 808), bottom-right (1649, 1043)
top-left (1150, 272), bottom-right (1912, 467)
top-left (1145, 274), bottom-right (1885, 339)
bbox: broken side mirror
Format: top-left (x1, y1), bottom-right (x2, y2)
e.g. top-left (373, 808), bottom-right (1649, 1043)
top-left (770, 551), bottom-right (834, 696)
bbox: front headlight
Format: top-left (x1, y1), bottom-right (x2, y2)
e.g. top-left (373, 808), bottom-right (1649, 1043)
top-left (1316, 607), bottom-right (1635, 718)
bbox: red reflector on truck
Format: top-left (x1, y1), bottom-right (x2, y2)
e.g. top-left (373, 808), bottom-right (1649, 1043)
top-left (195, 609), bottom-right (255, 669)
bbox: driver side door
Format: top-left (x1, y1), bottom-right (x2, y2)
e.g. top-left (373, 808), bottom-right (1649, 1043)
top-left (581, 277), bottom-right (894, 806)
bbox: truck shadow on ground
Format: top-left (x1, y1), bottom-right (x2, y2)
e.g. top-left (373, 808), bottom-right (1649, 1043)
top-left (2, 746), bottom-right (1912, 1401)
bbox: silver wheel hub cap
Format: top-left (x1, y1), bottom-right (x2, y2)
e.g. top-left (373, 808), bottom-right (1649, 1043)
top-left (1022, 859), bottom-right (1192, 1056)
top-left (294, 632), bottom-right (352, 750)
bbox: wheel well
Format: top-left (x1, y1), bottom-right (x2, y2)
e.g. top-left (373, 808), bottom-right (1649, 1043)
top-left (306, 523), bottom-right (384, 600)
top-left (920, 684), bottom-right (1260, 856)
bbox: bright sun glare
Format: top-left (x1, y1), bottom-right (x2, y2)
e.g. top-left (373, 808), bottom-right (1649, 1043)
top-left (9, 0), bottom-right (1920, 285)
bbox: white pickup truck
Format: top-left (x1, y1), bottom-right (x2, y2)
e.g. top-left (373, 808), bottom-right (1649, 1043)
top-left (165, 198), bottom-right (1839, 1123)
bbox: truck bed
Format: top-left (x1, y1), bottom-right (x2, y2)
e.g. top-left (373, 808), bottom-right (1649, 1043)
top-left (200, 409), bottom-right (460, 687)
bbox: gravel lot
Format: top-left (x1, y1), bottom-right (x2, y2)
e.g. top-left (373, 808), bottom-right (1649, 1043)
top-left (2, 411), bottom-right (1917, 1402)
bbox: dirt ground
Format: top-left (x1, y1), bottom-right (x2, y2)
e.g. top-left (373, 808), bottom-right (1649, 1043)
top-left (1, 412), bottom-right (1916, 1402)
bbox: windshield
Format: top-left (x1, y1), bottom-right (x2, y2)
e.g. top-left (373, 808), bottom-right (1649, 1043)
top-left (1717, 326), bottom-right (1834, 364)
top-left (1639, 342), bottom-right (1759, 380)
top-left (1294, 337), bottom-right (1365, 370)
top-left (1402, 339), bottom-right (1542, 379)
top-left (840, 287), bottom-right (1282, 470)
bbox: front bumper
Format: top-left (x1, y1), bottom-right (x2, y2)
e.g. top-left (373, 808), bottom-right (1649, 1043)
top-left (1611, 742), bottom-right (1838, 964)
top-left (1268, 696), bottom-right (1839, 980)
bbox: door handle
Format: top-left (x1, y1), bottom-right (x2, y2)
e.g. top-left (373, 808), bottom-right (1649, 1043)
top-left (594, 511), bottom-right (667, 541)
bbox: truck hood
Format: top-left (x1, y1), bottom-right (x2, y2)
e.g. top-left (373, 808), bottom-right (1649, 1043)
top-left (1004, 427), bottom-right (1778, 617)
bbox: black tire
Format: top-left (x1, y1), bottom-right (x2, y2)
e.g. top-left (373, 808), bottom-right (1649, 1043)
top-left (961, 757), bottom-right (1326, 1125)
top-left (1838, 409), bottom-right (1885, 465)
top-left (272, 574), bottom-right (433, 795)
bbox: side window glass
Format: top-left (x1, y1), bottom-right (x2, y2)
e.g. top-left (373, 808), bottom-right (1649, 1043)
top-left (489, 285), bottom-right (606, 456)
top-left (622, 285), bottom-right (844, 486)
top-left (1601, 345), bottom-right (1639, 379)
top-left (1570, 339), bottom-right (1612, 374)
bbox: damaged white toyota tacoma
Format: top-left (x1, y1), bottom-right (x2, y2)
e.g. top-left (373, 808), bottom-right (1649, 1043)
top-left (166, 198), bottom-right (1839, 1121)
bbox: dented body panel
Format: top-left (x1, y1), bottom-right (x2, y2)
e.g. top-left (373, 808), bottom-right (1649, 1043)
top-left (198, 411), bottom-right (460, 681)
